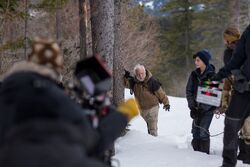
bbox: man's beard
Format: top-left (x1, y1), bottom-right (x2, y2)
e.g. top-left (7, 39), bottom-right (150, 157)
top-left (137, 76), bottom-right (145, 82)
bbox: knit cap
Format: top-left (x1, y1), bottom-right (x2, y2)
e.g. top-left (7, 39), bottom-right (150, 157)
top-left (193, 49), bottom-right (212, 66)
top-left (28, 38), bottom-right (63, 74)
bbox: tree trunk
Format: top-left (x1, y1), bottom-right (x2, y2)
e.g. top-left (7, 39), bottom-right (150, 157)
top-left (184, 0), bottom-right (192, 78)
top-left (89, 0), bottom-right (114, 70)
top-left (113, 0), bottom-right (125, 105)
top-left (79, 0), bottom-right (87, 59)
top-left (90, 0), bottom-right (114, 100)
top-left (228, 0), bottom-right (240, 28)
top-left (56, 1), bottom-right (63, 46)
top-left (248, 0), bottom-right (250, 22)
top-left (24, 0), bottom-right (28, 59)
top-left (85, 0), bottom-right (93, 57)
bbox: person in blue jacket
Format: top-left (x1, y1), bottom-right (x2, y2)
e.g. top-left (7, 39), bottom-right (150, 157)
top-left (186, 49), bottom-right (216, 154)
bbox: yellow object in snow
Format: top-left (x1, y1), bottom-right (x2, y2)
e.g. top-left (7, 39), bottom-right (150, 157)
top-left (117, 98), bottom-right (139, 121)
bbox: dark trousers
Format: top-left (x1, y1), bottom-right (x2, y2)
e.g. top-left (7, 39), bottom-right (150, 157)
top-left (238, 138), bottom-right (250, 164)
top-left (222, 91), bottom-right (250, 167)
top-left (192, 110), bottom-right (214, 140)
top-left (191, 110), bottom-right (213, 154)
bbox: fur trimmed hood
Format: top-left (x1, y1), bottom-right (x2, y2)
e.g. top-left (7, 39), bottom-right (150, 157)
top-left (4, 61), bottom-right (61, 82)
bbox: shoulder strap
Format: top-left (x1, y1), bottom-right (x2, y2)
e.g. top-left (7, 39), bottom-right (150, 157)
top-left (128, 78), bottom-right (135, 95)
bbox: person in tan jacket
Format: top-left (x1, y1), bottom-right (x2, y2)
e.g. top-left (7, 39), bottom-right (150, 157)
top-left (123, 64), bottom-right (170, 136)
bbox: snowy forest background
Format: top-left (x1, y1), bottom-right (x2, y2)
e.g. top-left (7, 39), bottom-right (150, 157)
top-left (1, 0), bottom-right (250, 98)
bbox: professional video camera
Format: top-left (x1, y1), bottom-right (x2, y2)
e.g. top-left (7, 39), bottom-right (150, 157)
top-left (74, 55), bottom-right (112, 97)
top-left (68, 55), bottom-right (118, 166)
top-left (66, 55), bottom-right (113, 128)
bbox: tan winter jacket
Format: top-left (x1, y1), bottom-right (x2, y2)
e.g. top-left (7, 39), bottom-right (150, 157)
top-left (241, 116), bottom-right (250, 145)
top-left (220, 77), bottom-right (233, 113)
top-left (124, 70), bottom-right (169, 110)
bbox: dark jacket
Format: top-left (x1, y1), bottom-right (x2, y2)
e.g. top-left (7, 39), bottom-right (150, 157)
top-left (217, 24), bottom-right (250, 81)
top-left (224, 47), bottom-right (234, 65)
top-left (0, 62), bottom-right (114, 167)
top-left (91, 105), bottom-right (128, 159)
top-left (186, 65), bottom-right (216, 111)
top-left (220, 47), bottom-right (235, 113)
top-left (0, 120), bottom-right (107, 167)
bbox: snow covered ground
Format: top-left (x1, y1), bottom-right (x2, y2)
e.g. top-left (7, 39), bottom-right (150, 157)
top-left (113, 90), bottom-right (249, 167)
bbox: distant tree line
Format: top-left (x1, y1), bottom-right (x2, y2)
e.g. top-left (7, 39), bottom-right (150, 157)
top-left (152, 0), bottom-right (250, 96)
top-left (1, 0), bottom-right (250, 97)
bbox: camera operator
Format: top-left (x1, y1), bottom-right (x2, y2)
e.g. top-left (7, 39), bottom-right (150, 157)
top-left (212, 25), bottom-right (250, 167)
top-left (0, 38), bottom-right (109, 167)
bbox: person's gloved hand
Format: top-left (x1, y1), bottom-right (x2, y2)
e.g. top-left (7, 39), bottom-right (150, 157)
top-left (124, 69), bottom-right (131, 78)
top-left (190, 107), bottom-right (198, 119)
top-left (218, 104), bottom-right (228, 114)
top-left (163, 104), bottom-right (170, 111)
top-left (117, 98), bottom-right (139, 121)
top-left (211, 74), bottom-right (221, 82)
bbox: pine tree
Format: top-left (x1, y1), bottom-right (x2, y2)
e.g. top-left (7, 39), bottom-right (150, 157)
top-left (154, 0), bottom-right (195, 96)
top-left (0, 0), bottom-right (18, 13)
top-left (153, 0), bottom-right (230, 96)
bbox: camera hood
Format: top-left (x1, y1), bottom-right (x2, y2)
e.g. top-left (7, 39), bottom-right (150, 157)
top-left (74, 55), bottom-right (112, 96)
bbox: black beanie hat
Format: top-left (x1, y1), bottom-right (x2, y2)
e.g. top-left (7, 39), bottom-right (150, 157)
top-left (193, 49), bottom-right (211, 66)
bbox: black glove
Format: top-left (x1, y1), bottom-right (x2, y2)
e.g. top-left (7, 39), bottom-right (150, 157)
top-left (124, 69), bottom-right (131, 78)
top-left (163, 104), bottom-right (170, 111)
top-left (190, 107), bottom-right (198, 119)
top-left (211, 74), bottom-right (221, 82)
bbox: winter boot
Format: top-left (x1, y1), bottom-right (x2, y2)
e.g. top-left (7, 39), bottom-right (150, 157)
top-left (199, 139), bottom-right (210, 154)
top-left (191, 138), bottom-right (199, 151)
top-left (237, 138), bottom-right (246, 161)
top-left (222, 117), bottom-right (242, 167)
top-left (221, 162), bottom-right (235, 167)
top-left (242, 143), bottom-right (250, 164)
